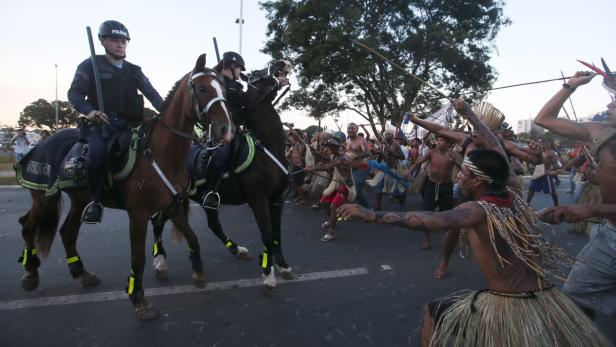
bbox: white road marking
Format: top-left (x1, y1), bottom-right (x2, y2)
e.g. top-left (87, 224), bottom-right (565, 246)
top-left (0, 267), bottom-right (369, 312)
top-left (380, 264), bottom-right (392, 271)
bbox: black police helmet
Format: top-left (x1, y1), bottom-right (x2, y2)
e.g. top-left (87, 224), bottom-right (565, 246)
top-left (98, 20), bottom-right (130, 41)
top-left (222, 51), bottom-right (246, 71)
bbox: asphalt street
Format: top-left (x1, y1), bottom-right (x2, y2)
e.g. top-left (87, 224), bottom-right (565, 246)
top-left (0, 179), bottom-right (614, 346)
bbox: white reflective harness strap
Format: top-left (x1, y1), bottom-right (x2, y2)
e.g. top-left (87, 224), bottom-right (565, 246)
top-left (144, 148), bottom-right (179, 196)
top-left (257, 141), bottom-right (288, 175)
top-left (204, 96), bottom-right (227, 114)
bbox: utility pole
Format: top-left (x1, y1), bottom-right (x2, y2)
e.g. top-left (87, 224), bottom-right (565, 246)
top-left (55, 64), bottom-right (59, 130)
top-left (235, 0), bottom-right (244, 55)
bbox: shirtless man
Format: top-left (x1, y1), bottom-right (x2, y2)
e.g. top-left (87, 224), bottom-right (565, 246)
top-left (535, 69), bottom-right (616, 319)
top-left (409, 113), bottom-right (540, 278)
top-left (346, 123), bottom-right (371, 207)
top-left (305, 137), bottom-right (354, 242)
top-left (527, 139), bottom-right (560, 207)
top-left (408, 134), bottom-right (460, 250)
top-left (373, 130), bottom-right (406, 210)
top-left (286, 128), bottom-right (307, 205)
top-left (339, 99), bottom-right (607, 346)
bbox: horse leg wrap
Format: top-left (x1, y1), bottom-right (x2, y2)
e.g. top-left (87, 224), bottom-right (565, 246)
top-left (17, 248), bottom-right (41, 272)
top-left (152, 241), bottom-right (166, 258)
top-left (259, 250), bottom-right (273, 275)
top-left (67, 254), bottom-right (84, 278)
top-left (225, 239), bottom-right (239, 255)
top-left (126, 271), bottom-right (144, 304)
top-left (188, 250), bottom-right (203, 273)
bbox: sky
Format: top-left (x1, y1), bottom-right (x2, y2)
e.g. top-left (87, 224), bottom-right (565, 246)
top-left (0, 0), bottom-right (614, 133)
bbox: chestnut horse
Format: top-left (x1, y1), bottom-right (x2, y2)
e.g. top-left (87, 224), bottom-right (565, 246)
top-left (151, 60), bottom-right (294, 292)
top-left (16, 54), bottom-right (233, 320)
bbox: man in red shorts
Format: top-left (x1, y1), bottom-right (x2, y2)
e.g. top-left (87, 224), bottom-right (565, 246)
top-left (305, 137), bottom-right (356, 242)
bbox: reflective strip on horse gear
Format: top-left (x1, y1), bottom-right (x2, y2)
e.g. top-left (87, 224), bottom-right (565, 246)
top-left (261, 252), bottom-right (269, 269)
top-left (21, 248), bottom-right (37, 266)
top-left (204, 96), bottom-right (226, 115)
top-left (67, 255), bottom-right (80, 264)
top-left (127, 274), bottom-right (135, 295)
top-left (144, 148), bottom-right (179, 197)
top-left (225, 241), bottom-right (233, 248)
top-left (255, 140), bottom-right (288, 175)
top-left (153, 243), bottom-right (159, 256)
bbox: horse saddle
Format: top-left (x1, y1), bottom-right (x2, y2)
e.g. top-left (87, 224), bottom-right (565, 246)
top-left (186, 132), bottom-right (256, 197)
top-left (14, 127), bottom-right (142, 196)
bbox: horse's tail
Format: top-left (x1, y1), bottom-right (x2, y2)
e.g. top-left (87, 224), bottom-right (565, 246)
top-left (19, 192), bottom-right (62, 258)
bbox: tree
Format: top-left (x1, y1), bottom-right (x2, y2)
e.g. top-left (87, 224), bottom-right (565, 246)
top-left (261, 0), bottom-right (509, 135)
top-left (18, 99), bottom-right (80, 131)
top-left (1, 126), bottom-right (16, 152)
top-left (303, 125), bottom-right (323, 137)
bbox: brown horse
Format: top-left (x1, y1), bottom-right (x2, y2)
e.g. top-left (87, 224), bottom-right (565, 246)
top-left (16, 54), bottom-right (233, 320)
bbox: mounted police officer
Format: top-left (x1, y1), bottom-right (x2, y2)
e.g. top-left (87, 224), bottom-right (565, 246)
top-left (220, 51), bottom-right (247, 128)
top-left (68, 20), bottom-right (163, 224)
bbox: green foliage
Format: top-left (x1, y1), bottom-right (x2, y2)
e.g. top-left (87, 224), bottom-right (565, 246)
top-left (1, 126), bottom-right (16, 151)
top-left (19, 99), bottom-right (79, 131)
top-left (303, 125), bottom-right (323, 137)
top-left (261, 0), bottom-right (509, 131)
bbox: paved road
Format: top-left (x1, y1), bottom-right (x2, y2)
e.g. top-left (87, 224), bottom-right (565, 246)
top-left (0, 181), bottom-right (613, 346)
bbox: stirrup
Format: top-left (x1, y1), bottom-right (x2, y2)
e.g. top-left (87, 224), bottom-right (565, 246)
top-left (81, 201), bottom-right (104, 224)
top-left (202, 191), bottom-right (221, 210)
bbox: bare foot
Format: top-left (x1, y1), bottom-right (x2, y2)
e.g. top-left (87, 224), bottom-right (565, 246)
top-left (433, 260), bottom-right (448, 279)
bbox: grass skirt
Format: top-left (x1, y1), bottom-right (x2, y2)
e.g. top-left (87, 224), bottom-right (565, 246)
top-left (430, 286), bottom-right (610, 346)
top-left (573, 183), bottom-right (602, 234)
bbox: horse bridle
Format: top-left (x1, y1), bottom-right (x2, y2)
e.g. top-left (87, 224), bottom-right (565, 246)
top-left (188, 69), bottom-right (231, 147)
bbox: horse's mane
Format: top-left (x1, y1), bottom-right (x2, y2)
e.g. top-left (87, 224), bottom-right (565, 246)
top-left (160, 76), bottom-right (186, 114)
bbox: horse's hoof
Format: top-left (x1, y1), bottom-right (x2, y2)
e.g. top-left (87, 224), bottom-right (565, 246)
top-left (280, 269), bottom-right (296, 280)
top-left (80, 270), bottom-right (101, 287)
top-left (21, 272), bottom-right (39, 291)
top-left (262, 284), bottom-right (276, 297)
top-left (192, 272), bottom-right (206, 288)
top-left (134, 298), bottom-right (158, 321)
top-left (236, 247), bottom-right (251, 260)
top-left (155, 269), bottom-right (168, 280)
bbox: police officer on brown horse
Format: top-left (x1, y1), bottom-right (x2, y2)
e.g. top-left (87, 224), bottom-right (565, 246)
top-left (68, 20), bottom-right (163, 224)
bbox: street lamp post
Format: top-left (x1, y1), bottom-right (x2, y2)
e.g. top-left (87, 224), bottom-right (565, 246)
top-left (54, 64), bottom-right (59, 130)
top-left (235, 0), bottom-right (244, 55)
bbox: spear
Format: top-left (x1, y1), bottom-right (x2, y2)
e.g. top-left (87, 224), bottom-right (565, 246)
top-left (350, 39), bottom-right (451, 101)
top-left (561, 71), bottom-right (578, 122)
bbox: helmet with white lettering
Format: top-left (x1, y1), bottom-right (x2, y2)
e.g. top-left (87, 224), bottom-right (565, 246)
top-left (222, 51), bottom-right (246, 71)
top-left (98, 20), bottom-right (130, 41)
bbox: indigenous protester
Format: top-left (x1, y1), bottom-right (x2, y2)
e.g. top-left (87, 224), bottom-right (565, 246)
top-left (68, 20), bottom-right (163, 224)
top-left (527, 139), bottom-right (560, 207)
top-left (339, 99), bottom-right (609, 347)
top-left (305, 137), bottom-right (356, 242)
top-left (368, 129), bottom-right (407, 210)
top-left (407, 133), bottom-right (460, 250)
top-left (346, 123), bottom-right (371, 208)
top-left (408, 105), bottom-right (541, 278)
top-left (286, 128), bottom-right (308, 205)
top-left (305, 132), bottom-right (333, 210)
top-left (11, 128), bottom-right (30, 162)
top-left (535, 67), bottom-right (616, 319)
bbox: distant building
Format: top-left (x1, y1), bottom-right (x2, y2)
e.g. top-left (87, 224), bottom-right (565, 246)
top-left (516, 118), bottom-right (544, 136)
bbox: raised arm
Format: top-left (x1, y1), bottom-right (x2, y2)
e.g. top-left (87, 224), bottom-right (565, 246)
top-left (503, 140), bottom-right (542, 165)
top-left (409, 114), bottom-right (468, 145)
top-left (534, 72), bottom-right (596, 141)
top-left (408, 151), bottom-right (431, 175)
top-left (452, 99), bottom-right (505, 157)
top-left (337, 202), bottom-right (485, 231)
